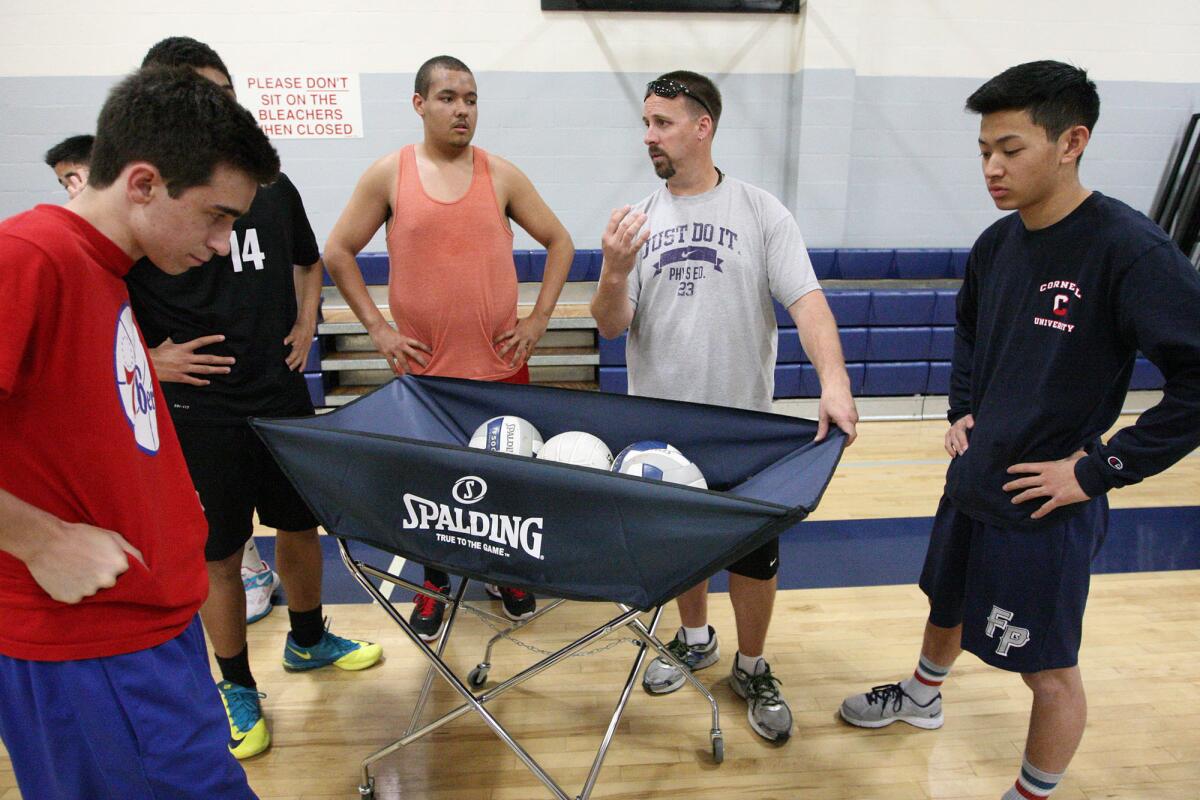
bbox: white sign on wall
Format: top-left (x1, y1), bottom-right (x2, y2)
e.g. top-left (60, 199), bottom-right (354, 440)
top-left (237, 74), bottom-right (363, 139)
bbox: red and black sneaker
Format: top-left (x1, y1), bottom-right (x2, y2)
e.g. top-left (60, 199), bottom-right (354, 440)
top-left (409, 580), bottom-right (450, 642)
top-left (484, 584), bottom-right (536, 621)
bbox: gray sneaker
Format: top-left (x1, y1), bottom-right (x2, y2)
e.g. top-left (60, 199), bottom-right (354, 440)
top-left (642, 626), bottom-right (719, 695)
top-left (730, 660), bottom-right (792, 743)
top-left (839, 683), bottom-right (944, 729)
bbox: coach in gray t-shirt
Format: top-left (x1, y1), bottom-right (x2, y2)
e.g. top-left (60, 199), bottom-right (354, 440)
top-left (627, 176), bottom-right (821, 412)
top-left (591, 70), bottom-right (858, 745)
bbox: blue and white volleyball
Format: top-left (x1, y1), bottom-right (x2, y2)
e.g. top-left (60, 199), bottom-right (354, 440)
top-left (538, 431), bottom-right (614, 470)
top-left (469, 416), bottom-right (543, 457)
top-left (612, 440), bottom-right (673, 472)
top-left (612, 441), bottom-right (707, 488)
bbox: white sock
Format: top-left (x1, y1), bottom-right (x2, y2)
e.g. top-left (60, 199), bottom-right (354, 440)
top-left (736, 651), bottom-right (766, 676)
top-left (241, 538), bottom-right (266, 571)
top-left (1001, 756), bottom-right (1063, 799)
top-left (899, 654), bottom-right (950, 705)
top-left (682, 625), bottom-right (711, 646)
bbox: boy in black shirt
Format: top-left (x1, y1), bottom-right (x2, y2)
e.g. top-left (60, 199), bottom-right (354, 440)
top-left (839, 61), bottom-right (1200, 800)
top-left (127, 37), bottom-right (382, 761)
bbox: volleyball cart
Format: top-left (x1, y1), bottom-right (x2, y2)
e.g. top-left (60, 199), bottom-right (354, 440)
top-left (252, 375), bottom-right (845, 799)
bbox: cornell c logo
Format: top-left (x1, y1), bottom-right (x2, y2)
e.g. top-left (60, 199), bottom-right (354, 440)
top-left (452, 476), bottom-right (488, 505)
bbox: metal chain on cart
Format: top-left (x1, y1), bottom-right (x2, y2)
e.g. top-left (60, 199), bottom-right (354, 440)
top-left (458, 601), bottom-right (643, 658)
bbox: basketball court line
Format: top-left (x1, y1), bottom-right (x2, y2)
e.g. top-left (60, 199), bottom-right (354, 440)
top-left (379, 555), bottom-right (406, 601)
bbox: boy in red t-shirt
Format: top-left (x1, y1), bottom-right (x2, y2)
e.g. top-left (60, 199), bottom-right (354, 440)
top-left (0, 67), bottom-right (278, 799)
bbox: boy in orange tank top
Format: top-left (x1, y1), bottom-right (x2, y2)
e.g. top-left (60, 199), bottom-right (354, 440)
top-left (325, 55), bottom-right (575, 638)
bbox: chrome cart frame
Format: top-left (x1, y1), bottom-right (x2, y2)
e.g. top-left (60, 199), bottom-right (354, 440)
top-left (337, 540), bottom-right (723, 800)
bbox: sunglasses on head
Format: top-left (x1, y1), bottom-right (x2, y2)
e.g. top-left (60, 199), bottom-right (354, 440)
top-left (645, 79), bottom-right (714, 119)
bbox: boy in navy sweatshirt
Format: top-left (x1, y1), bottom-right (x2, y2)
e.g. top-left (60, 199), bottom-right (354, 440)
top-left (839, 61), bottom-right (1200, 800)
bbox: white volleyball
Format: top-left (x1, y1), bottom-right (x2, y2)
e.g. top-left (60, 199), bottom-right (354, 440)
top-left (469, 416), bottom-right (543, 457)
top-left (612, 440), bottom-right (707, 489)
top-left (538, 431), bottom-right (614, 471)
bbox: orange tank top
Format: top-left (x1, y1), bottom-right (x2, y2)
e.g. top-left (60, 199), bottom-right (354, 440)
top-left (386, 145), bottom-right (518, 380)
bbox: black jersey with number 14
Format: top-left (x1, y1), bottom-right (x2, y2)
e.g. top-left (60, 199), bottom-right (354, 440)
top-left (126, 173), bottom-right (321, 425)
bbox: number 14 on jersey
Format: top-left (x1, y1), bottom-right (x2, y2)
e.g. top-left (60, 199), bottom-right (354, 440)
top-left (229, 229), bottom-right (266, 272)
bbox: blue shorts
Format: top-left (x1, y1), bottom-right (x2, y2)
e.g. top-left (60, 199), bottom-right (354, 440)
top-left (0, 616), bottom-right (256, 800)
top-left (919, 494), bottom-right (1108, 673)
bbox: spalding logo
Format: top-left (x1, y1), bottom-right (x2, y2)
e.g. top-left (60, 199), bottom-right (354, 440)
top-left (113, 304), bottom-right (159, 454)
top-left (452, 476), bottom-right (488, 504)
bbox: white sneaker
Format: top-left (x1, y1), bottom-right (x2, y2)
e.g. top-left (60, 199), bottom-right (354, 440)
top-left (730, 660), bottom-right (793, 743)
top-left (839, 683), bottom-right (944, 729)
top-left (642, 626), bottom-right (720, 695)
top-left (243, 562), bottom-right (279, 624)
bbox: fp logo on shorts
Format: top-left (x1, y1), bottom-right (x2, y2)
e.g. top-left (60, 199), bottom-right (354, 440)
top-left (452, 476), bottom-right (488, 504)
top-left (985, 605), bottom-right (1030, 657)
top-left (113, 303), bottom-right (159, 454)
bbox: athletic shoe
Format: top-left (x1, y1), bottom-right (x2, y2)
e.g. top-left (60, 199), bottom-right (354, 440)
top-left (281, 622), bottom-right (383, 672)
top-left (484, 583), bottom-right (536, 620)
top-left (242, 563), bottom-right (279, 625)
top-left (642, 626), bottom-right (720, 695)
top-left (730, 660), bottom-right (792, 743)
top-left (839, 682), bottom-right (944, 729)
top-left (218, 680), bottom-right (270, 760)
top-left (409, 580), bottom-right (450, 642)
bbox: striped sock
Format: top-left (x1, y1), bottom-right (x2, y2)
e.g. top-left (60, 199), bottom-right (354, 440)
top-left (1001, 757), bottom-right (1063, 799)
top-left (899, 655), bottom-right (950, 705)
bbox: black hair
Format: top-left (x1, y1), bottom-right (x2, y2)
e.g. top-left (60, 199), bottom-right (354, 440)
top-left (966, 60), bottom-right (1099, 143)
top-left (87, 66), bottom-right (278, 197)
top-left (650, 70), bottom-right (722, 131)
top-left (44, 134), bottom-right (94, 168)
top-left (141, 36), bottom-right (233, 84)
top-left (415, 55), bottom-right (473, 97)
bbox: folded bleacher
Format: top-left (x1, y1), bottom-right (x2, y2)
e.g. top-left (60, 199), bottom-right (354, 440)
top-left (307, 248), bottom-right (1166, 407)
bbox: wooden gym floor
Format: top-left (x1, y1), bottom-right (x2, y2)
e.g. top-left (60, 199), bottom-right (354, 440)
top-left (2, 417), bottom-right (1197, 799)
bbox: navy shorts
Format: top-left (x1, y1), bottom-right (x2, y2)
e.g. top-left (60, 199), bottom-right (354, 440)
top-left (920, 494), bottom-right (1108, 673)
top-left (0, 617), bottom-right (256, 799)
top-left (176, 422), bottom-right (318, 561)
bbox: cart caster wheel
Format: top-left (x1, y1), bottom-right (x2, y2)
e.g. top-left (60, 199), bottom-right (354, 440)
top-left (711, 736), bottom-right (724, 764)
top-left (358, 776), bottom-right (375, 798)
top-left (468, 666), bottom-right (489, 688)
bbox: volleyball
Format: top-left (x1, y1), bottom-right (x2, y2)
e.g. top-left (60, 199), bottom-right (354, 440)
top-left (538, 431), bottom-right (614, 470)
top-left (469, 416), bottom-right (543, 457)
top-left (612, 440), bottom-right (707, 488)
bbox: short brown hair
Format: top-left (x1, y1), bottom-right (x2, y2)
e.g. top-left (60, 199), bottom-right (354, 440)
top-left (649, 70), bottom-right (722, 131)
top-left (88, 67), bottom-right (278, 197)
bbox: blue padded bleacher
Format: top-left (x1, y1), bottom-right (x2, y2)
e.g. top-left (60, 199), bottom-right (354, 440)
top-left (930, 327), bottom-right (955, 360)
top-left (863, 362), bottom-right (930, 395)
top-left (927, 362), bottom-right (952, 395)
top-left (836, 249), bottom-right (895, 280)
top-left (932, 290), bottom-right (958, 325)
top-left (322, 246), bottom-right (1168, 401)
top-left (950, 250), bottom-right (970, 279)
top-left (601, 289), bottom-right (959, 397)
top-left (895, 249), bottom-right (952, 280)
top-left (325, 248), bottom-right (974, 286)
top-left (867, 327), bottom-right (931, 362)
top-left (526, 251), bottom-right (546, 283)
top-left (302, 336), bottom-right (324, 405)
top-left (777, 329), bottom-right (873, 364)
top-left (868, 291), bottom-right (938, 326)
top-left (332, 252), bottom-right (390, 286)
top-left (809, 249), bottom-right (836, 280)
top-left (513, 250), bottom-right (532, 282)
